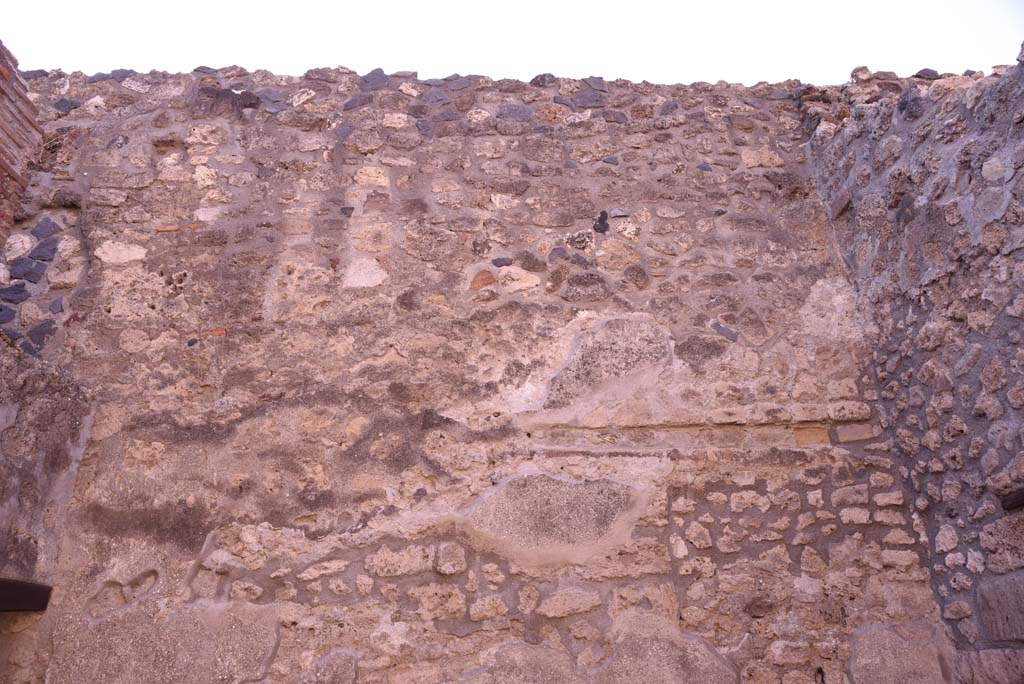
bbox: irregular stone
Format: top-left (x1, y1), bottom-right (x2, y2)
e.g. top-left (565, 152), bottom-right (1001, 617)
top-left (597, 611), bottom-right (738, 684)
top-left (454, 643), bottom-right (583, 684)
top-left (28, 237), bottom-right (58, 261)
top-left (981, 509), bottom-right (1024, 574)
top-left (435, 542), bottom-right (467, 576)
top-left (31, 217), bottom-right (62, 239)
top-left (4, 233), bottom-right (35, 261)
top-left (0, 283), bottom-right (30, 304)
top-left (977, 573), bottom-right (1024, 640)
top-left (560, 272), bottom-right (610, 301)
top-left (47, 603), bottom-right (279, 684)
top-left (306, 649), bottom-right (358, 684)
top-left (95, 241), bottom-right (147, 264)
top-left (848, 624), bottom-right (953, 684)
top-left (740, 147), bottom-right (785, 168)
top-left (545, 318), bottom-right (670, 409)
top-left (408, 583), bottom-right (465, 620)
top-left (10, 258), bottom-right (47, 283)
top-left (469, 594), bottom-right (508, 621)
top-left (536, 587), bottom-right (601, 617)
top-left (462, 473), bottom-right (638, 563)
top-left (27, 320), bottom-right (57, 348)
top-left (363, 545), bottom-right (434, 576)
top-left (341, 257), bottom-right (388, 288)
top-left (572, 88), bottom-right (608, 109)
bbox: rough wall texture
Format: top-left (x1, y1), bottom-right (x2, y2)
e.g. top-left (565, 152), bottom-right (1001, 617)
top-left (0, 41), bottom-right (42, 240)
top-left (1, 40), bottom-right (1023, 684)
top-left (806, 48), bottom-right (1024, 680)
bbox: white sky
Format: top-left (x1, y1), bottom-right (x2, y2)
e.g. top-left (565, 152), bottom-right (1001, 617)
top-left (5, 0), bottom-right (1024, 86)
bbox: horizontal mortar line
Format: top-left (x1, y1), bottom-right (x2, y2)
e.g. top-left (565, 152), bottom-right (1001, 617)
top-left (521, 420), bottom-right (865, 432)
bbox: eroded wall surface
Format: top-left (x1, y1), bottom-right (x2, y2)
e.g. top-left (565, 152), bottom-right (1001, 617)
top-left (2, 44), bottom-right (1021, 684)
top-left (806, 51), bottom-right (1024, 681)
top-left (0, 41), bottom-right (41, 239)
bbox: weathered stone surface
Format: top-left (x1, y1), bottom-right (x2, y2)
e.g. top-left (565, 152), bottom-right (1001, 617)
top-left (977, 573), bottom-right (1024, 641)
top-left (8, 38), bottom-right (1021, 684)
top-left (956, 649), bottom-right (1024, 684)
top-left (453, 643), bottom-right (583, 684)
top-left (848, 624), bottom-right (952, 684)
top-left (598, 611), bottom-right (738, 684)
top-left (47, 603), bottom-right (279, 684)
top-left (981, 510), bottom-right (1024, 574)
top-left (544, 318), bottom-right (670, 409)
top-left (462, 474), bottom-right (639, 563)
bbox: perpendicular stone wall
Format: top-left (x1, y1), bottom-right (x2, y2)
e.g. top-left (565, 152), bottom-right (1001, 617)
top-left (806, 44), bottom-right (1024, 680)
top-left (0, 40), bottom-right (42, 240)
top-left (1, 38), bottom-right (1023, 684)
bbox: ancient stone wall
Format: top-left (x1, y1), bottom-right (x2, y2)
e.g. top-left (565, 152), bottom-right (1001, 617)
top-left (806, 47), bottom-right (1024, 681)
top-left (1, 39), bottom-right (1022, 684)
top-left (0, 40), bottom-right (42, 241)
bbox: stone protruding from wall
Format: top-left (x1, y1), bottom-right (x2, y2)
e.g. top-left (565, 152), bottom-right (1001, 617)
top-left (806, 46), bottom-right (1024, 678)
top-left (0, 40), bottom-right (42, 240)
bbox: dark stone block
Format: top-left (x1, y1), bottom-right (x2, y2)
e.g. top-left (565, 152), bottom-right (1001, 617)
top-left (360, 68), bottom-right (389, 91)
top-left (193, 65), bottom-right (218, 74)
top-left (27, 320), bottom-right (57, 348)
top-left (28, 237), bottom-right (59, 262)
top-left (553, 95), bottom-right (575, 110)
top-left (1, 327), bottom-right (22, 340)
top-left (53, 99), bottom-right (81, 114)
top-left (431, 110), bottom-right (459, 122)
top-left (0, 306), bottom-right (14, 325)
top-left (195, 87), bottom-right (260, 118)
top-left (256, 89), bottom-right (287, 102)
top-left (111, 69), bottom-right (136, 82)
top-left (547, 246), bottom-right (570, 262)
top-left (600, 109), bottom-right (627, 124)
top-left (49, 297), bottom-right (63, 314)
top-left (978, 573), bottom-right (1024, 641)
top-left (602, 156), bottom-right (619, 166)
top-left (530, 73), bottom-right (557, 87)
top-left (913, 68), bottom-right (940, 80)
top-left (423, 88), bottom-right (450, 106)
top-left (446, 77), bottom-right (471, 91)
top-left (515, 251), bottom-right (546, 273)
top-left (0, 284), bottom-right (30, 304)
top-left (10, 258), bottom-right (47, 283)
top-left (659, 100), bottom-right (680, 116)
top-left (87, 72), bottom-right (113, 83)
top-left (491, 257), bottom-right (513, 267)
top-left (19, 69), bottom-right (48, 80)
top-left (31, 218), bottom-right (62, 239)
top-left (583, 76), bottom-right (608, 92)
top-left (334, 123), bottom-right (355, 142)
top-left (571, 87), bottom-right (607, 109)
top-left (19, 340), bottom-right (38, 356)
top-left (496, 104), bottom-right (533, 122)
top-left (343, 93), bottom-right (374, 111)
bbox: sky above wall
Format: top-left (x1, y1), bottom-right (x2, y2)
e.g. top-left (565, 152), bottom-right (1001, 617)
top-left (6, 0), bottom-right (1024, 86)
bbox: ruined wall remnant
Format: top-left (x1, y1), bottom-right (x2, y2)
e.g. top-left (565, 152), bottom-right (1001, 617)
top-left (1, 37), bottom-right (1023, 684)
top-left (0, 40), bottom-right (42, 240)
top-left (805, 49), bottom-right (1024, 678)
